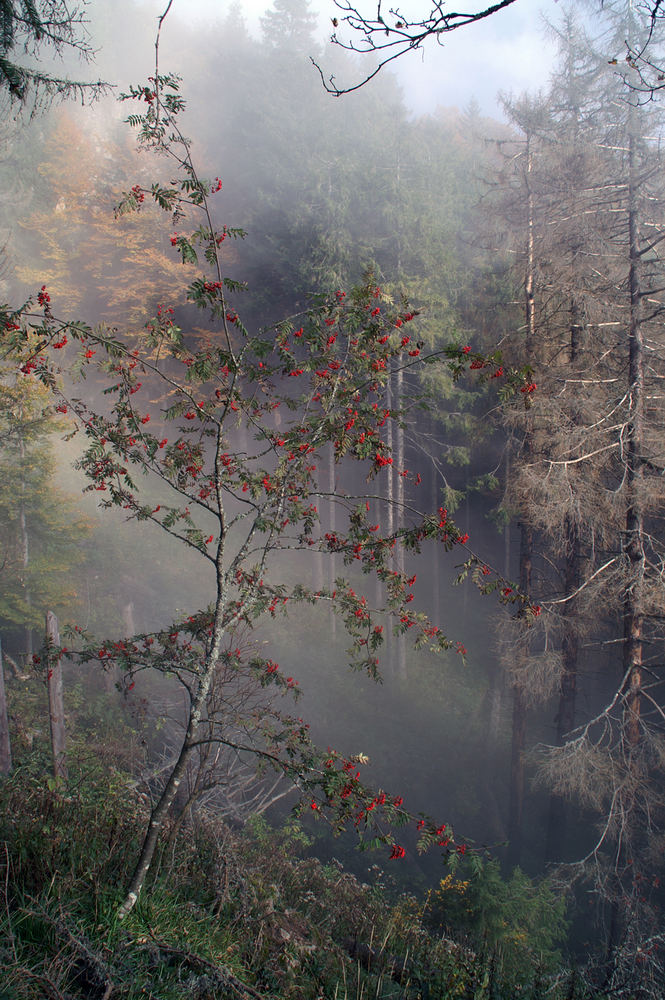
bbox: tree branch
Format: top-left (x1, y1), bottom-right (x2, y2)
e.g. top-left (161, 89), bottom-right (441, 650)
top-left (312, 0), bottom-right (519, 96)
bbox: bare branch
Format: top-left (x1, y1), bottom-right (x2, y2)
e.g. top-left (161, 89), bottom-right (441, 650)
top-left (312, 0), bottom-right (519, 96)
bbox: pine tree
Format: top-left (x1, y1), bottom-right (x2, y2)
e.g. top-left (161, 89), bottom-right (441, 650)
top-left (260, 0), bottom-right (318, 51)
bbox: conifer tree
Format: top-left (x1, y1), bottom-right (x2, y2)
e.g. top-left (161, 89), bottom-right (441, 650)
top-left (489, 3), bottom-right (665, 982)
top-left (0, 0), bottom-right (108, 112)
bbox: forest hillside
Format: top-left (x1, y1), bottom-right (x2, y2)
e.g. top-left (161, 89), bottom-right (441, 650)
top-left (1, 1), bottom-right (665, 997)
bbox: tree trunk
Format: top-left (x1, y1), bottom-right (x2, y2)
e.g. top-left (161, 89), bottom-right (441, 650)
top-left (119, 636), bottom-right (221, 918)
top-left (394, 365), bottom-right (407, 679)
top-left (621, 129), bottom-right (645, 759)
top-left (429, 422), bottom-right (441, 626)
top-left (508, 524), bottom-right (532, 868)
top-left (0, 638), bottom-right (12, 775)
top-left (546, 296), bottom-right (584, 863)
top-left (46, 611), bottom-right (67, 782)
top-left (605, 124), bottom-right (647, 967)
top-left (545, 514), bottom-right (580, 862)
top-left (328, 445), bottom-right (337, 638)
top-left (19, 436), bottom-right (33, 663)
top-left (385, 367), bottom-right (395, 673)
top-left (119, 459), bottom-right (232, 918)
top-left (508, 131), bottom-right (535, 869)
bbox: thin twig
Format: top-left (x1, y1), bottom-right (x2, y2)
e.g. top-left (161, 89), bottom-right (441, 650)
top-left (154, 0), bottom-right (174, 127)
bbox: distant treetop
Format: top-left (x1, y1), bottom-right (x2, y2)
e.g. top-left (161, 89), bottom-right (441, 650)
top-left (260, 0), bottom-right (318, 51)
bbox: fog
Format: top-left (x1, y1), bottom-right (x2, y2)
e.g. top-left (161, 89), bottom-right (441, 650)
top-left (3, 0), bottom-right (665, 988)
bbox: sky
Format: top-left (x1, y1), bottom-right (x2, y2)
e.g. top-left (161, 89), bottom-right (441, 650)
top-left (388, 1), bottom-right (562, 115)
top-left (159, 0), bottom-right (564, 117)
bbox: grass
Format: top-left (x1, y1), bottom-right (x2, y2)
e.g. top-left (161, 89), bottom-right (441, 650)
top-left (0, 734), bottom-right (595, 999)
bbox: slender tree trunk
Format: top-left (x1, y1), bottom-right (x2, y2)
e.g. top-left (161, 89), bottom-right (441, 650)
top-left (503, 449), bottom-right (511, 581)
top-left (508, 525), bottom-right (531, 868)
top-left (385, 368), bottom-right (395, 673)
top-left (546, 298), bottom-right (584, 863)
top-left (462, 475), bottom-right (471, 615)
top-left (328, 445), bottom-right (337, 638)
top-left (0, 638), bottom-right (12, 775)
top-left (481, 455), bottom-right (509, 842)
top-left (508, 132), bottom-right (535, 869)
top-left (19, 436), bottom-right (33, 662)
top-left (481, 665), bottom-right (507, 842)
top-left (46, 611), bottom-right (67, 782)
top-left (313, 528), bottom-right (325, 594)
top-left (119, 607), bottom-right (226, 918)
top-left (119, 422), bottom-right (236, 919)
top-left (606, 126), bottom-right (646, 966)
top-left (118, 687), bottom-right (203, 918)
top-left (622, 130), bottom-right (645, 757)
top-left (430, 431), bottom-right (441, 625)
top-left (389, 141), bottom-right (405, 678)
top-left (395, 366), bottom-right (407, 678)
top-left (312, 458), bottom-right (325, 595)
top-left (545, 514), bottom-right (580, 862)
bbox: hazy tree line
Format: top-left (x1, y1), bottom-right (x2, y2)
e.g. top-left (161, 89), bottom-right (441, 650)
top-left (2, 0), bottom-right (665, 993)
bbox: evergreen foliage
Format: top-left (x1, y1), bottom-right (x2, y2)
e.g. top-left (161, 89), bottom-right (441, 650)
top-left (0, 0), bottom-right (108, 112)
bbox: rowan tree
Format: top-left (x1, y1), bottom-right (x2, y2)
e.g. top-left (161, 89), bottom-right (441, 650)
top-left (0, 69), bottom-right (536, 918)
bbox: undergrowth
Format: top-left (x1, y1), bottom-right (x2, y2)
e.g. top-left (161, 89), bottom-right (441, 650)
top-left (0, 738), bottom-right (599, 999)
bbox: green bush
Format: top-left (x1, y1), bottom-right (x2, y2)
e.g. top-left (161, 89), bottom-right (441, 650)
top-left (425, 858), bottom-right (569, 989)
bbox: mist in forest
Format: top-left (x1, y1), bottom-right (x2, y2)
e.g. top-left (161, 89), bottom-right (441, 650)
top-left (4, 2), bottom-right (514, 846)
top-left (3, 0), bottom-right (665, 989)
